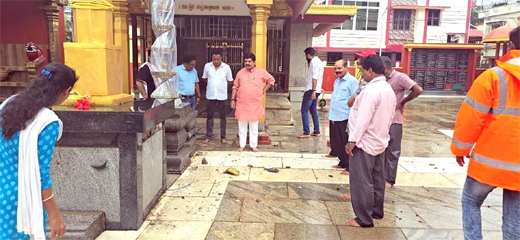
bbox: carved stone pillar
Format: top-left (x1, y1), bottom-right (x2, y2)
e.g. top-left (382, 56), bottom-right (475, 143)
top-left (41, 0), bottom-right (63, 63)
top-left (113, 0), bottom-right (131, 94)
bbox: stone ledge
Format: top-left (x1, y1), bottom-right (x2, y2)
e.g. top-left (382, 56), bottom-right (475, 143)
top-left (46, 211), bottom-right (105, 240)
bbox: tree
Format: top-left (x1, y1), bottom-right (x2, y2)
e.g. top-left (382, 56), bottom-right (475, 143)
top-left (471, 0), bottom-right (484, 26)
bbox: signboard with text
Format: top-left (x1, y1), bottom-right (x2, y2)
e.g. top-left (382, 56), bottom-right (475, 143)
top-left (176, 0), bottom-right (250, 16)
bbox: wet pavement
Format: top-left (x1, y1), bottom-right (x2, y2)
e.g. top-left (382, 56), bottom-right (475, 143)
top-left (96, 96), bottom-right (506, 240)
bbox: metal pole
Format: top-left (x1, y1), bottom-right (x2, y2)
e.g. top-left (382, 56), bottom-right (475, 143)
top-left (379, 5), bottom-right (389, 56)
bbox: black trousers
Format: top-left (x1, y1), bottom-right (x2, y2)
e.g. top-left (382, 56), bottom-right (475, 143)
top-left (206, 99), bottom-right (227, 140)
top-left (329, 120), bottom-right (349, 170)
top-left (349, 147), bottom-right (386, 227)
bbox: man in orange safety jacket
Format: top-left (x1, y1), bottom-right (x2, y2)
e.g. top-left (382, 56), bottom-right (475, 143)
top-left (451, 26), bottom-right (520, 240)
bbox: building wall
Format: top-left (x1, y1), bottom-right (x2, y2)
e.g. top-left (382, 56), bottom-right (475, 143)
top-left (327, 0), bottom-right (389, 49)
top-left (312, 32), bottom-right (327, 47)
top-left (426, 0), bottom-right (470, 43)
top-left (289, 23), bottom-right (313, 88)
top-left (388, 9), bottom-right (416, 45)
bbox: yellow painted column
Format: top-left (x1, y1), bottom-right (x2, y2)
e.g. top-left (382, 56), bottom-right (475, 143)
top-left (63, 0), bottom-right (132, 106)
top-left (247, 0), bottom-right (272, 123)
top-left (113, 0), bottom-right (131, 94)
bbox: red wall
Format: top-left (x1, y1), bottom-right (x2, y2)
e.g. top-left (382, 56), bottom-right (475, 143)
top-left (322, 67), bottom-right (404, 92)
top-left (1, 0), bottom-right (50, 63)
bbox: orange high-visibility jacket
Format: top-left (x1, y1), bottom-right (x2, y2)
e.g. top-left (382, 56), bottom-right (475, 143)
top-left (451, 50), bottom-right (520, 191)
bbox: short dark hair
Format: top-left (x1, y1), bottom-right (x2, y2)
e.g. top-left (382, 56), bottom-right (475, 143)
top-left (183, 54), bottom-right (196, 64)
top-left (212, 50), bottom-right (223, 57)
top-left (304, 47), bottom-right (317, 56)
top-left (380, 56), bottom-right (394, 69)
top-left (147, 49), bottom-right (151, 57)
top-left (244, 52), bottom-right (256, 62)
top-left (510, 26), bottom-right (520, 50)
top-left (336, 59), bottom-right (347, 67)
top-left (360, 55), bottom-right (385, 75)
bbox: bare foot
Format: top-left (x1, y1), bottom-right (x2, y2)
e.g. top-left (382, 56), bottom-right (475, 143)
top-left (237, 147), bottom-right (245, 152)
top-left (297, 135), bottom-right (311, 139)
top-left (340, 170), bottom-right (349, 175)
top-left (385, 183), bottom-right (394, 189)
top-left (340, 193), bottom-right (351, 200)
top-left (252, 148), bottom-right (259, 152)
top-left (326, 155), bottom-right (338, 158)
top-left (332, 165), bottom-right (343, 169)
top-left (221, 139), bottom-right (227, 144)
top-left (196, 139), bottom-right (211, 146)
top-left (311, 133), bottom-right (321, 137)
top-left (346, 219), bottom-right (361, 227)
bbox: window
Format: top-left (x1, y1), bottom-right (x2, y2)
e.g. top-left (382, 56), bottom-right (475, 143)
top-left (393, 9), bottom-right (411, 30)
top-left (332, 0), bottom-right (379, 31)
top-left (427, 10), bottom-right (440, 26)
top-left (327, 52), bottom-right (343, 65)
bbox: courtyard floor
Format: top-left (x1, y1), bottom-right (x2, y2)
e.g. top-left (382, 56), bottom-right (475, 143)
top-left (96, 96), bottom-right (505, 240)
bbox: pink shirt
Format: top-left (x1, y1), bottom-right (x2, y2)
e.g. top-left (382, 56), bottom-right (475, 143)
top-left (233, 67), bottom-right (275, 121)
top-left (387, 70), bottom-right (417, 124)
top-left (348, 76), bottom-right (397, 156)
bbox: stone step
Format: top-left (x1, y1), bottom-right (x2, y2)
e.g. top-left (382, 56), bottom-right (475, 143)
top-left (46, 211), bottom-right (105, 240)
top-left (166, 136), bottom-right (196, 173)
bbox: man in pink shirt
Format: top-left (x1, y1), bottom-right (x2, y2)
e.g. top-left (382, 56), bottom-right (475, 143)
top-left (345, 55), bottom-right (396, 228)
top-left (380, 56), bottom-right (423, 188)
top-left (231, 53), bottom-right (275, 152)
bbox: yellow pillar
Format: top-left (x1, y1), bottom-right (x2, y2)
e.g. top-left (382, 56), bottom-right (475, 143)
top-left (63, 0), bottom-right (132, 106)
top-left (247, 0), bottom-right (272, 123)
top-left (113, 0), bottom-right (131, 94)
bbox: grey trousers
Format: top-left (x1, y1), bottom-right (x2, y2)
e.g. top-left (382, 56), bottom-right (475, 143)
top-left (385, 124), bottom-right (403, 185)
top-left (349, 147), bottom-right (386, 227)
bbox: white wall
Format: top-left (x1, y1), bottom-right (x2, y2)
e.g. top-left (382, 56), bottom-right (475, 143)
top-left (312, 33), bottom-right (327, 47)
top-left (326, 0), bottom-right (389, 49)
top-left (426, 0), bottom-right (470, 43)
top-left (414, 9), bottom-right (426, 43)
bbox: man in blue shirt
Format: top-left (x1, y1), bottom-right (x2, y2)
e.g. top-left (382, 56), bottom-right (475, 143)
top-left (329, 59), bottom-right (359, 175)
top-left (177, 54), bottom-right (201, 110)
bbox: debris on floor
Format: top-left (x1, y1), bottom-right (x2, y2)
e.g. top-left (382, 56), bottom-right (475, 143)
top-left (285, 166), bottom-right (291, 168)
top-left (201, 158), bottom-right (208, 165)
top-left (329, 175), bottom-right (334, 178)
top-left (224, 167), bottom-right (240, 176)
top-left (247, 164), bottom-right (253, 168)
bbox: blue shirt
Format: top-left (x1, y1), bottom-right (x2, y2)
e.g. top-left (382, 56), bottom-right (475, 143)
top-left (177, 64), bottom-right (199, 96)
top-left (329, 73), bottom-right (359, 121)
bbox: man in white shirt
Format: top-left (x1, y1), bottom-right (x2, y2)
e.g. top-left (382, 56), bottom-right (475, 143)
top-left (201, 51), bottom-right (234, 144)
top-left (298, 47), bottom-right (324, 139)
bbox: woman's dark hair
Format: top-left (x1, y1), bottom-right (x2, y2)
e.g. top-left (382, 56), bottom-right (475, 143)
top-left (359, 55), bottom-right (385, 75)
top-left (0, 63), bottom-right (78, 139)
top-left (244, 52), bottom-right (256, 62)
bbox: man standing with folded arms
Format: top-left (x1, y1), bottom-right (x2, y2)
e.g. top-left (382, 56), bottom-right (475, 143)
top-left (344, 55), bottom-right (396, 228)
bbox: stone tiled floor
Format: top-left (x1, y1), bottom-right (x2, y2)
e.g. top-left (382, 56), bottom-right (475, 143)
top-left (96, 97), bottom-right (507, 240)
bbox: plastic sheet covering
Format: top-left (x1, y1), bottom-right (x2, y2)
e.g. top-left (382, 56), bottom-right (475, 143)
top-left (150, 0), bottom-right (179, 102)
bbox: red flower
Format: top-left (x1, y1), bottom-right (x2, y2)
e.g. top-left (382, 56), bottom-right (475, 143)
top-left (75, 99), bottom-right (91, 110)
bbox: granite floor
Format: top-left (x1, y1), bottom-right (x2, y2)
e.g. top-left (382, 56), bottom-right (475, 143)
top-left (95, 96), bottom-right (508, 240)
top-left (192, 97), bottom-right (464, 158)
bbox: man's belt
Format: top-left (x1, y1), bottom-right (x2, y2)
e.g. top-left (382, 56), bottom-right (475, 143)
top-left (181, 95), bottom-right (194, 99)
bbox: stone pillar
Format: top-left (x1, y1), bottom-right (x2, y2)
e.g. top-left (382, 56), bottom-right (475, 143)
top-left (41, 0), bottom-right (62, 63)
top-left (63, 0), bottom-right (132, 106)
top-left (247, 0), bottom-right (272, 125)
top-left (113, 0), bottom-right (131, 94)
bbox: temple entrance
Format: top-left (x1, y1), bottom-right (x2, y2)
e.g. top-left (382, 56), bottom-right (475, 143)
top-left (267, 18), bottom-right (290, 92)
top-left (130, 14), bottom-right (155, 90)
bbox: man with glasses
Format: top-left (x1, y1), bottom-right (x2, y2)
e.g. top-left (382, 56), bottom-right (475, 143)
top-left (177, 55), bottom-right (201, 110)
